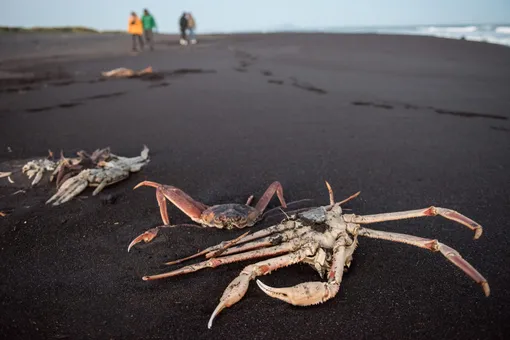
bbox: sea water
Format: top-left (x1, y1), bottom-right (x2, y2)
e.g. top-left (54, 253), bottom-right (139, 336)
top-left (268, 24), bottom-right (510, 48)
top-left (370, 24), bottom-right (510, 47)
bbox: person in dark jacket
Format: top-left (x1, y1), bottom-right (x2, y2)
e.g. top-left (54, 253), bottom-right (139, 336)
top-left (179, 12), bottom-right (188, 45)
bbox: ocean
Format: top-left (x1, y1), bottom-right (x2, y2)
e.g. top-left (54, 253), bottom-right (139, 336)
top-left (267, 24), bottom-right (510, 48)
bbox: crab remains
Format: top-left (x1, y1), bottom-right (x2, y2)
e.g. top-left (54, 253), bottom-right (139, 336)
top-left (20, 145), bottom-right (150, 205)
top-left (138, 183), bottom-right (489, 329)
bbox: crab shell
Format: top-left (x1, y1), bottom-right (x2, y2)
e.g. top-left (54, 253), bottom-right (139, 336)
top-left (200, 204), bottom-right (261, 229)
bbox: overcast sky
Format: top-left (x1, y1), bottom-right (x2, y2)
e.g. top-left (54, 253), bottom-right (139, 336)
top-left (2, 0), bottom-right (510, 33)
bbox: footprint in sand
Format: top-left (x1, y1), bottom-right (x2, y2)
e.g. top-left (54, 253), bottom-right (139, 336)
top-left (290, 77), bottom-right (327, 95)
top-left (352, 101), bottom-right (393, 109)
top-left (268, 79), bottom-right (284, 85)
top-left (148, 82), bottom-right (170, 88)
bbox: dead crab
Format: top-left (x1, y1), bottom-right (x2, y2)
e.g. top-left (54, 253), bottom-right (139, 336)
top-left (46, 145), bottom-right (150, 206)
top-left (21, 150), bottom-right (58, 185)
top-left (127, 181), bottom-right (287, 252)
top-left (139, 183), bottom-right (489, 329)
top-left (101, 66), bottom-right (153, 78)
top-left (21, 148), bottom-right (111, 187)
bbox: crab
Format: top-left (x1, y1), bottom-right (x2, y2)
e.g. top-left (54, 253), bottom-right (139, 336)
top-left (20, 148), bottom-right (111, 187)
top-left (127, 181), bottom-right (288, 252)
top-left (138, 182), bottom-right (489, 329)
top-left (21, 150), bottom-right (58, 185)
top-left (46, 145), bottom-right (150, 206)
top-left (101, 66), bottom-right (153, 78)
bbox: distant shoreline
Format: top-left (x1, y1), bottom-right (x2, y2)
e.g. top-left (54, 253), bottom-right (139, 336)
top-left (0, 26), bottom-right (124, 34)
top-left (2, 23), bottom-right (509, 47)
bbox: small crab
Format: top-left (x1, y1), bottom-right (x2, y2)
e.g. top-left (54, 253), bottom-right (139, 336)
top-left (101, 66), bottom-right (153, 78)
top-left (127, 181), bottom-right (287, 251)
top-left (139, 183), bottom-right (489, 329)
top-left (21, 150), bottom-right (58, 185)
top-left (46, 145), bottom-right (150, 206)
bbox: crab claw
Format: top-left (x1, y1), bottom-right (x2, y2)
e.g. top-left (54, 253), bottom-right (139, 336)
top-left (256, 280), bottom-right (339, 306)
top-left (127, 227), bottom-right (160, 252)
top-left (208, 273), bottom-right (251, 329)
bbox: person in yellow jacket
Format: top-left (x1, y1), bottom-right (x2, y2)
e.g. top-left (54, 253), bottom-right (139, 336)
top-left (128, 12), bottom-right (144, 51)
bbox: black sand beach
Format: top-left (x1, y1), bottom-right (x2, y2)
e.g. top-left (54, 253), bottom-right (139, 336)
top-left (1, 32), bottom-right (509, 339)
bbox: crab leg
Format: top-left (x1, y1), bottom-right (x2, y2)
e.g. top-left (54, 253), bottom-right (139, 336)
top-left (206, 226), bottom-right (312, 258)
top-left (323, 181), bottom-right (361, 207)
top-left (32, 169), bottom-right (44, 186)
top-left (134, 181), bottom-right (208, 225)
top-left (50, 152), bottom-right (67, 182)
top-left (325, 181), bottom-right (335, 205)
top-left (261, 198), bottom-right (315, 220)
top-left (128, 223), bottom-right (203, 252)
top-left (336, 191), bottom-right (361, 206)
top-left (53, 155), bottom-right (84, 188)
top-left (254, 181), bottom-right (287, 213)
top-left (208, 242), bottom-right (319, 329)
top-left (245, 195), bottom-right (254, 205)
top-left (346, 207), bottom-right (483, 239)
top-left (356, 227), bottom-right (489, 296)
top-left (92, 181), bottom-right (108, 196)
top-left (164, 231), bottom-right (250, 264)
top-left (236, 220), bottom-right (298, 244)
top-left (143, 238), bottom-right (303, 281)
top-left (257, 239), bottom-right (350, 307)
top-left (164, 221), bottom-right (299, 265)
top-left (56, 171), bottom-right (77, 189)
top-left (46, 175), bottom-right (89, 205)
top-left (55, 161), bottom-right (76, 188)
top-left (128, 225), bottom-right (170, 252)
top-left (92, 174), bottom-right (129, 196)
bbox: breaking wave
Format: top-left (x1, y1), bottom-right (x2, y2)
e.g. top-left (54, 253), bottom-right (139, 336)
top-left (422, 26), bottom-right (478, 33)
top-left (495, 26), bottom-right (510, 34)
top-left (271, 24), bottom-right (510, 47)
top-left (416, 25), bottom-right (510, 47)
top-left (333, 24), bottom-right (510, 47)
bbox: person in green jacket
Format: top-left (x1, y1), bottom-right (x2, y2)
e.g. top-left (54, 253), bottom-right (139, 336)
top-left (142, 9), bottom-right (157, 50)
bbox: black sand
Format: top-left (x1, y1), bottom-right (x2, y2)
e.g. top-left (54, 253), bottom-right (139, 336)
top-left (1, 32), bottom-right (509, 339)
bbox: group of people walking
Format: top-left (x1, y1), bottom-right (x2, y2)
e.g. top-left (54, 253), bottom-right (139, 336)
top-left (128, 9), bottom-right (157, 52)
top-left (179, 12), bottom-right (197, 45)
top-left (127, 10), bottom-right (198, 52)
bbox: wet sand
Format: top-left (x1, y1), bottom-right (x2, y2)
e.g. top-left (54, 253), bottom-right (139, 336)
top-left (0, 32), bottom-right (509, 339)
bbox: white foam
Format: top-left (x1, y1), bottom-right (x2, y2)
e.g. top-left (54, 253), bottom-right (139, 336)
top-left (424, 26), bottom-right (478, 33)
top-left (437, 33), bottom-right (510, 47)
top-left (495, 26), bottom-right (510, 34)
top-left (318, 24), bottom-right (510, 48)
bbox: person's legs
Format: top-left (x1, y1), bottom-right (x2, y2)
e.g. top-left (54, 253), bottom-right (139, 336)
top-left (189, 28), bottom-right (197, 44)
top-left (144, 30), bottom-right (154, 50)
top-left (137, 34), bottom-right (144, 50)
top-left (180, 28), bottom-right (188, 45)
top-left (131, 34), bottom-right (138, 51)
